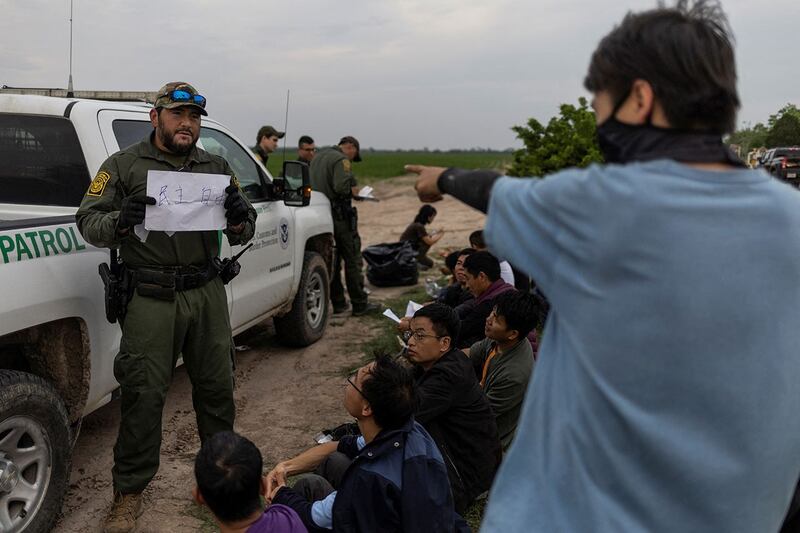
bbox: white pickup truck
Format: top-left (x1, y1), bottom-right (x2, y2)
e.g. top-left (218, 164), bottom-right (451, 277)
top-left (0, 94), bottom-right (334, 532)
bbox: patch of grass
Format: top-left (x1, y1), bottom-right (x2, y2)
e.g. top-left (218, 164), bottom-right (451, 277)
top-left (183, 501), bottom-right (218, 533)
top-left (267, 150), bottom-right (513, 184)
top-left (464, 498), bottom-right (487, 531)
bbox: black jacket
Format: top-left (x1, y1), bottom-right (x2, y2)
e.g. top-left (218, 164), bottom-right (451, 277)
top-left (414, 349), bottom-right (502, 513)
top-left (274, 418), bottom-right (469, 532)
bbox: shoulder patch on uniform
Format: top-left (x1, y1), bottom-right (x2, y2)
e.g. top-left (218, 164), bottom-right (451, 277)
top-left (87, 171), bottom-right (111, 197)
top-left (342, 160), bottom-right (351, 172)
top-left (231, 175), bottom-right (241, 189)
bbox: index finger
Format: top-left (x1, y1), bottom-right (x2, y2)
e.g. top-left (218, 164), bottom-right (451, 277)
top-left (404, 164), bottom-right (427, 175)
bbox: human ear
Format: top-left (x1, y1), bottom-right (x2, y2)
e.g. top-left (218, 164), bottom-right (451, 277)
top-left (149, 108), bottom-right (159, 128)
top-left (192, 486), bottom-right (205, 506)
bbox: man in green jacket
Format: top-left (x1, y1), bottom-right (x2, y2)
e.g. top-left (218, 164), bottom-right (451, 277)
top-left (76, 81), bottom-right (257, 533)
top-left (468, 291), bottom-right (538, 452)
top-left (310, 136), bottom-right (377, 315)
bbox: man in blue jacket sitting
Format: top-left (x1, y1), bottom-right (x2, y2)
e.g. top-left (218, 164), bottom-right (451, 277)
top-left (267, 355), bottom-right (467, 532)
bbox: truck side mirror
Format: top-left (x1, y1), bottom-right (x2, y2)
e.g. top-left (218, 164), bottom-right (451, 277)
top-left (282, 160), bottom-right (311, 207)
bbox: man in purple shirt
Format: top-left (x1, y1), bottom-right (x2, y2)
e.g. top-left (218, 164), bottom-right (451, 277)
top-left (194, 431), bottom-right (307, 533)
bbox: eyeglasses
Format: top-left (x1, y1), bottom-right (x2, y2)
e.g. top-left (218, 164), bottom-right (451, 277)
top-left (404, 330), bottom-right (444, 342)
top-left (346, 373), bottom-right (368, 401)
top-left (159, 89), bottom-right (207, 109)
top-left (299, 147), bottom-right (316, 152)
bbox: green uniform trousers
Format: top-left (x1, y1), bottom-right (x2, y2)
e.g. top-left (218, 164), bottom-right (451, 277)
top-left (112, 277), bottom-right (234, 494)
top-left (331, 217), bottom-right (368, 309)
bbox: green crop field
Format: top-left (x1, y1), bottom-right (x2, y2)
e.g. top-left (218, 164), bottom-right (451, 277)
top-left (266, 150), bottom-right (513, 183)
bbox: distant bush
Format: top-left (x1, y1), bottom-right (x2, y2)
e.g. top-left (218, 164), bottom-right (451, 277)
top-left (509, 97), bottom-right (603, 178)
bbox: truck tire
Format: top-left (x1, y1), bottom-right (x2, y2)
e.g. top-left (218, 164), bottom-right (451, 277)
top-left (0, 370), bottom-right (71, 533)
top-left (274, 252), bottom-right (330, 347)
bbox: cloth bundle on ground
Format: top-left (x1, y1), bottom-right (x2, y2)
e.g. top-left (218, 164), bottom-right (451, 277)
top-left (362, 241), bottom-right (419, 287)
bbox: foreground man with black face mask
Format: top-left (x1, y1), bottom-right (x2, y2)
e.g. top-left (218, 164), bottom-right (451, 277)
top-left (407, 2), bottom-right (800, 532)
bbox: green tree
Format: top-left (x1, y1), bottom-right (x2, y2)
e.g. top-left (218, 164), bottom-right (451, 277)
top-left (508, 97), bottom-right (603, 177)
top-left (765, 112), bottom-right (800, 148)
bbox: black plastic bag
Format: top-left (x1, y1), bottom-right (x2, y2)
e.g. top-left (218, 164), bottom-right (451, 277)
top-left (362, 241), bottom-right (419, 287)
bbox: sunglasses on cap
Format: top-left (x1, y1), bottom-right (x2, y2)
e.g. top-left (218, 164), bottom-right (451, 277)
top-left (159, 89), bottom-right (207, 108)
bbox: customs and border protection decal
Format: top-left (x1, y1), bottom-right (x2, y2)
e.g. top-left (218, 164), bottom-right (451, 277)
top-left (87, 170), bottom-right (111, 197)
top-left (279, 217), bottom-right (290, 250)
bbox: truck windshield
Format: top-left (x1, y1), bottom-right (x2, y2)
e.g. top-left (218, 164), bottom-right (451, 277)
top-left (0, 115), bottom-right (91, 207)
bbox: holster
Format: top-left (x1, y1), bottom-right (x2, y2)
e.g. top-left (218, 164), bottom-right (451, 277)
top-left (98, 261), bottom-right (132, 324)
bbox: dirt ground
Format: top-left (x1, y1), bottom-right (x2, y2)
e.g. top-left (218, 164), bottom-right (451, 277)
top-left (53, 176), bottom-right (485, 532)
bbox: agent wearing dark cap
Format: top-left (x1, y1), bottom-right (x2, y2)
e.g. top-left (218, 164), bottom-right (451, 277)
top-left (253, 125), bottom-right (285, 165)
top-left (310, 136), bottom-right (377, 315)
top-left (76, 81), bottom-right (257, 533)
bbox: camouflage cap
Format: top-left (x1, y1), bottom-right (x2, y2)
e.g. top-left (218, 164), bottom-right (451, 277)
top-left (153, 81), bottom-right (208, 116)
top-left (257, 125), bottom-right (285, 143)
top-left (339, 136), bottom-right (362, 162)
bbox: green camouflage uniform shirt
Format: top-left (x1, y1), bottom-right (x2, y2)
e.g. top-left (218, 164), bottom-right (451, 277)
top-left (76, 134), bottom-right (256, 267)
top-left (310, 146), bottom-right (356, 207)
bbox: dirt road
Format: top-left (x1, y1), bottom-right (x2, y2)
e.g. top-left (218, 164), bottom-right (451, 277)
top-left (53, 176), bottom-right (485, 532)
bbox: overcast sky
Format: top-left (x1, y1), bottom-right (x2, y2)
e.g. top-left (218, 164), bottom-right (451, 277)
top-left (1, 0), bottom-right (797, 149)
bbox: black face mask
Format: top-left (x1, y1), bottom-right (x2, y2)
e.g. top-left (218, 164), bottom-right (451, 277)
top-left (596, 96), bottom-right (745, 167)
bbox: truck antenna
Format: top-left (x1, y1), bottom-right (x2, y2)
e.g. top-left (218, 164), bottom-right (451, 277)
top-left (67, 0), bottom-right (74, 97)
top-left (281, 89), bottom-right (290, 168)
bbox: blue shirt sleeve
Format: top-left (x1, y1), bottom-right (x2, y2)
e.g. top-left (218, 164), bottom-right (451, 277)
top-left (310, 491), bottom-right (337, 529)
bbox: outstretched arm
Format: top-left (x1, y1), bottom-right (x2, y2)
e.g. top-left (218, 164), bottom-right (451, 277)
top-left (406, 165), bottom-right (502, 213)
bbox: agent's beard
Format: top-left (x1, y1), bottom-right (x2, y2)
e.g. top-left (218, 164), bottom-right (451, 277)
top-left (157, 119), bottom-right (197, 155)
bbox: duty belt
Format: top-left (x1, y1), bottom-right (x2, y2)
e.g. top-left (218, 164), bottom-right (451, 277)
top-left (130, 264), bottom-right (217, 292)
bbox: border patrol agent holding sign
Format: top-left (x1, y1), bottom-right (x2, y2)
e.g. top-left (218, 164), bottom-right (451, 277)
top-left (310, 136), bottom-right (378, 315)
top-left (75, 82), bottom-right (257, 533)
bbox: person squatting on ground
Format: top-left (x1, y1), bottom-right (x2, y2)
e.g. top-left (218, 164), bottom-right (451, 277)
top-left (194, 432), bottom-right (307, 533)
top-left (408, 2), bottom-right (800, 531)
top-left (468, 230), bottom-right (514, 285)
top-left (467, 291), bottom-right (538, 452)
top-left (400, 204), bottom-right (444, 269)
top-left (405, 303), bottom-right (501, 514)
top-left (266, 356), bottom-right (467, 532)
top-left (457, 251), bottom-right (515, 348)
top-left (76, 82), bottom-right (257, 533)
top-left (310, 136), bottom-right (379, 316)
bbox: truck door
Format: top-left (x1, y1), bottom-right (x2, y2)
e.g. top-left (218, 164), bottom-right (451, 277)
top-left (195, 126), bottom-right (295, 329)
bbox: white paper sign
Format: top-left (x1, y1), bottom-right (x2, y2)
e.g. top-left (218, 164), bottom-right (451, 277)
top-left (383, 308), bottom-right (401, 323)
top-left (405, 300), bottom-right (423, 318)
top-left (145, 171), bottom-right (230, 232)
top-left (358, 185), bottom-right (375, 199)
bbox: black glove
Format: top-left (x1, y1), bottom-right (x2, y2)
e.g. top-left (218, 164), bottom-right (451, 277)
top-left (118, 195), bottom-right (156, 229)
top-left (224, 184), bottom-right (249, 226)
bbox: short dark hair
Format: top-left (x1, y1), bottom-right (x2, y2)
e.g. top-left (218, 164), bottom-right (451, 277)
top-left (360, 355), bottom-right (416, 430)
top-left (445, 250), bottom-right (461, 273)
top-left (194, 432), bottom-right (263, 524)
top-left (493, 291), bottom-right (539, 338)
top-left (469, 230), bottom-right (485, 249)
top-left (463, 251), bottom-right (501, 282)
top-left (414, 204), bottom-right (437, 225)
top-left (413, 302), bottom-right (460, 341)
top-left (458, 248), bottom-right (476, 259)
top-left (584, 0), bottom-right (738, 134)
top-left (298, 135), bottom-right (314, 146)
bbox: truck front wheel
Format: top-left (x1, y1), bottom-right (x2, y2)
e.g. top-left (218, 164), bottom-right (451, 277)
top-left (274, 252), bottom-right (330, 347)
top-left (0, 370), bottom-right (71, 533)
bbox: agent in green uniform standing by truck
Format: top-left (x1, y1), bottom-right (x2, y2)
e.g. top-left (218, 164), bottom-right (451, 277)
top-left (75, 82), bottom-right (257, 533)
top-left (310, 136), bottom-right (378, 315)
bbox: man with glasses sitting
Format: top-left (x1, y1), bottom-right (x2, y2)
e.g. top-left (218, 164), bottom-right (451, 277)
top-left (405, 303), bottom-right (502, 514)
top-left (266, 355), bottom-right (466, 532)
